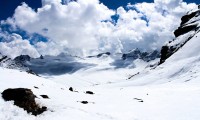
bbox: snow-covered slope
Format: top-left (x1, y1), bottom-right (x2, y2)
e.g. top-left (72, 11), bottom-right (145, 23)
top-left (1, 66), bottom-right (200, 120)
top-left (120, 7), bottom-right (200, 86)
top-left (1, 7), bottom-right (200, 120)
top-left (160, 8), bottom-right (200, 64)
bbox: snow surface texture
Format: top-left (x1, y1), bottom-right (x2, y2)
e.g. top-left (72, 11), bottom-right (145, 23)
top-left (1, 27), bottom-right (200, 119)
top-left (1, 2), bottom-right (200, 120)
top-left (1, 52), bottom-right (200, 120)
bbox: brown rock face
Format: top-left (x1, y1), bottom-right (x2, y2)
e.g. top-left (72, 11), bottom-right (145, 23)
top-left (1, 88), bottom-right (47, 116)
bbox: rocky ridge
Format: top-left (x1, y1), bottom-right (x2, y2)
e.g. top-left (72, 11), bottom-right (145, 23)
top-left (160, 7), bottom-right (200, 64)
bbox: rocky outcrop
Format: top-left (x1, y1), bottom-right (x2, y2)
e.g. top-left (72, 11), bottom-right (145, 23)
top-left (87, 52), bottom-right (111, 58)
top-left (1, 88), bottom-right (47, 116)
top-left (14, 55), bottom-right (31, 62)
top-left (180, 10), bottom-right (200, 25)
top-left (160, 8), bottom-right (200, 64)
top-left (0, 54), bottom-right (38, 75)
top-left (122, 48), bottom-right (160, 62)
top-left (0, 54), bottom-right (29, 71)
top-left (0, 56), bottom-right (7, 63)
top-left (174, 24), bottom-right (198, 37)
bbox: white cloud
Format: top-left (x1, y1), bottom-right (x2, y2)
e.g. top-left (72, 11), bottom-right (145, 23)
top-left (42, 0), bottom-right (62, 6)
top-left (0, 0), bottom-right (198, 57)
top-left (11, 0), bottom-right (115, 56)
top-left (0, 33), bottom-right (40, 58)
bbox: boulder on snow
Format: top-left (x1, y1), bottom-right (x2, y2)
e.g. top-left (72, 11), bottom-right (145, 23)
top-left (78, 101), bottom-right (95, 104)
top-left (69, 87), bottom-right (78, 92)
top-left (40, 95), bottom-right (49, 99)
top-left (85, 91), bottom-right (95, 95)
top-left (26, 70), bottom-right (38, 76)
top-left (1, 88), bottom-right (47, 116)
top-left (80, 101), bottom-right (88, 104)
top-left (134, 98), bottom-right (144, 102)
top-left (69, 87), bottom-right (73, 92)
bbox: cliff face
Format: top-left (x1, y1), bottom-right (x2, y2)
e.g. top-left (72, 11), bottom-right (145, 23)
top-left (160, 8), bottom-right (200, 64)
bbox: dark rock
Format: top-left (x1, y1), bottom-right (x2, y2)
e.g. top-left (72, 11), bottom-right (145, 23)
top-left (0, 56), bottom-right (7, 63)
top-left (127, 72), bottom-right (140, 80)
top-left (85, 91), bottom-right (94, 95)
top-left (80, 101), bottom-right (88, 104)
top-left (69, 87), bottom-right (78, 92)
top-left (159, 9), bottom-right (200, 64)
top-left (141, 50), bottom-right (160, 62)
top-left (26, 70), bottom-right (38, 76)
top-left (174, 24), bottom-right (197, 37)
top-left (40, 95), bottom-right (49, 99)
top-left (14, 55), bottom-right (31, 62)
top-left (181, 10), bottom-right (200, 25)
top-left (40, 55), bottom-right (44, 59)
top-left (97, 52), bottom-right (111, 58)
top-left (1, 88), bottom-right (47, 116)
top-left (69, 87), bottom-right (73, 92)
top-left (34, 86), bottom-right (39, 89)
top-left (134, 98), bottom-right (144, 102)
top-left (88, 52), bottom-right (111, 58)
top-left (0, 55), bottom-right (31, 72)
top-left (159, 46), bottom-right (169, 64)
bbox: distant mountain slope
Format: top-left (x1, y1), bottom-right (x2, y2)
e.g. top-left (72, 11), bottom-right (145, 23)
top-left (0, 53), bottom-right (29, 72)
top-left (0, 48), bottom-right (160, 76)
top-left (118, 7), bottom-right (200, 86)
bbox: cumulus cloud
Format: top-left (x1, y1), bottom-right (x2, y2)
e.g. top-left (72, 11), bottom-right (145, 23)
top-left (0, 0), bottom-right (198, 57)
top-left (11, 0), bottom-right (115, 56)
top-left (0, 33), bottom-right (40, 58)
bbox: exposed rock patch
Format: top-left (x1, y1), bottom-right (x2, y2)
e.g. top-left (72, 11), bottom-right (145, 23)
top-left (87, 52), bottom-right (111, 58)
top-left (180, 10), bottom-right (200, 25)
top-left (174, 24), bottom-right (197, 37)
top-left (122, 49), bottom-right (160, 62)
top-left (134, 98), bottom-right (144, 102)
top-left (1, 88), bottom-right (47, 116)
top-left (85, 91), bottom-right (95, 95)
top-left (159, 9), bottom-right (200, 64)
top-left (69, 87), bottom-right (78, 92)
top-left (40, 95), bottom-right (49, 99)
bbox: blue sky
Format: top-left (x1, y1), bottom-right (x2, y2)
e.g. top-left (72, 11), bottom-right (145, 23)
top-left (0, 0), bottom-right (41, 20)
top-left (0, 0), bottom-right (199, 20)
top-left (101, 0), bottom-right (199, 9)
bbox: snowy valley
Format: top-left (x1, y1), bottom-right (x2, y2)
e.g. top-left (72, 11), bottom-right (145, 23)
top-left (1, 2), bottom-right (200, 120)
